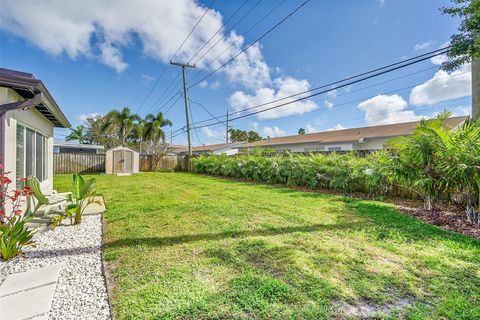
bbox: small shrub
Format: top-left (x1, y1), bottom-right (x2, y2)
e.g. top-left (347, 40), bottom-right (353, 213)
top-left (0, 164), bottom-right (35, 261)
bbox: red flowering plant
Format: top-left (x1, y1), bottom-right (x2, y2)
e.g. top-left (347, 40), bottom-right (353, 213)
top-left (0, 163), bottom-right (35, 261)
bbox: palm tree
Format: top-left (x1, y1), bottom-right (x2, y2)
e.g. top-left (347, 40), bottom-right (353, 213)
top-left (143, 112), bottom-right (172, 143)
top-left (102, 107), bottom-right (141, 146)
top-left (66, 125), bottom-right (87, 144)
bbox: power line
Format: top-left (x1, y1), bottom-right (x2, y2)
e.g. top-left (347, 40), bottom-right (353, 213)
top-left (189, 0), bottom-right (311, 88)
top-left (148, 0), bottom-right (268, 115)
top-left (169, 70), bottom-right (467, 139)
top-left (191, 0), bottom-right (284, 68)
top-left (135, 0), bottom-right (216, 113)
top-left (189, 98), bottom-right (228, 125)
top-left (187, 0), bottom-right (251, 65)
top-left (171, 47), bottom-right (449, 132)
top-left (171, 0), bottom-right (217, 61)
top-left (198, 65), bottom-right (461, 130)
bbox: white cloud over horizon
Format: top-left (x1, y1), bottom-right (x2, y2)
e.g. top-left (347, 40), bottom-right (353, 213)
top-left (409, 63), bottom-right (471, 106)
top-left (326, 124), bottom-right (347, 131)
top-left (228, 76), bottom-right (318, 120)
top-left (262, 126), bottom-right (286, 137)
top-left (357, 94), bottom-right (421, 126)
top-left (414, 40), bottom-right (436, 51)
top-left (201, 126), bottom-right (225, 141)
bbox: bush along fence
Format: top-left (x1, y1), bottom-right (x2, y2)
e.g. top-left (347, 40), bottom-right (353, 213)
top-left (193, 113), bottom-right (480, 224)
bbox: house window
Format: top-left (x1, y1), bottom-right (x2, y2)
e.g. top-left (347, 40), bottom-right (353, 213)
top-left (16, 124), bottom-right (47, 187)
top-left (328, 147), bottom-right (342, 151)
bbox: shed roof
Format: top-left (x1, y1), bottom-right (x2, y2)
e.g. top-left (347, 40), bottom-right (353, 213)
top-left (241, 116), bottom-right (468, 148)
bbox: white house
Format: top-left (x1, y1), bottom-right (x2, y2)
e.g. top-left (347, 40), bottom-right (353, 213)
top-left (0, 68), bottom-right (71, 193)
top-left (191, 141), bottom-right (247, 155)
top-left (238, 116), bottom-right (468, 153)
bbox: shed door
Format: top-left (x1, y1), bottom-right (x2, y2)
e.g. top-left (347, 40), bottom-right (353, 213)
top-left (113, 150), bottom-right (123, 173)
top-left (123, 150), bottom-right (133, 173)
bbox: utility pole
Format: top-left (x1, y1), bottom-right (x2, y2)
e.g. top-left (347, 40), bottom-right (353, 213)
top-left (226, 110), bottom-right (229, 143)
top-left (170, 61), bottom-right (196, 170)
top-left (170, 129), bottom-right (173, 145)
top-left (472, 57), bottom-right (479, 121)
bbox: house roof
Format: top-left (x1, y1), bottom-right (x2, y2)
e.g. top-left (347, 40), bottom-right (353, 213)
top-left (192, 141), bottom-right (246, 152)
top-left (240, 116), bottom-right (468, 148)
top-left (0, 68), bottom-right (71, 128)
top-left (54, 142), bottom-right (104, 149)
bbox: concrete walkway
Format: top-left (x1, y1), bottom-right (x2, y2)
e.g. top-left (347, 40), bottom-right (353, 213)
top-left (0, 265), bottom-right (61, 320)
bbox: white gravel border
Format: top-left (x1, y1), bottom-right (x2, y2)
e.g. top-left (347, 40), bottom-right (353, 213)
top-left (0, 214), bottom-right (112, 320)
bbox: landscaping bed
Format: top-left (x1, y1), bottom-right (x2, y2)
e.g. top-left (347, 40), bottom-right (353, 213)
top-left (0, 214), bottom-right (111, 319)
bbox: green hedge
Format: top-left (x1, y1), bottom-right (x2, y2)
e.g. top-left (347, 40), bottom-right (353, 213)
top-left (192, 152), bottom-right (391, 196)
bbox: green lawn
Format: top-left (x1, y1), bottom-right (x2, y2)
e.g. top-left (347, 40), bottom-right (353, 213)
top-left (54, 173), bottom-right (480, 319)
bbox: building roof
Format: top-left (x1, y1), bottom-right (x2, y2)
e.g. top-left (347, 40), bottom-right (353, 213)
top-left (0, 68), bottom-right (71, 128)
top-left (192, 141), bottom-right (246, 152)
top-left (240, 116), bottom-right (468, 148)
top-left (54, 142), bottom-right (104, 149)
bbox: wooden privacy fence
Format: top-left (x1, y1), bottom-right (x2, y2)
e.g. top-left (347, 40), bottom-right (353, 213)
top-left (54, 153), bottom-right (105, 174)
top-left (140, 155), bottom-right (188, 172)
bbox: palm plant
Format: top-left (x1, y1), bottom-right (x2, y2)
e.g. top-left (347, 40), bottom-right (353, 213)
top-left (66, 125), bottom-right (87, 144)
top-left (102, 107), bottom-right (141, 146)
top-left (387, 113), bottom-right (453, 211)
top-left (437, 118), bottom-right (480, 223)
top-left (143, 112), bottom-right (172, 143)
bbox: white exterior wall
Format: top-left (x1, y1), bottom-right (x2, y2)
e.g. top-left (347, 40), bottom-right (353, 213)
top-left (258, 142), bottom-right (354, 152)
top-left (1, 87), bottom-right (54, 194)
top-left (212, 147), bottom-right (239, 155)
top-left (352, 137), bottom-right (388, 150)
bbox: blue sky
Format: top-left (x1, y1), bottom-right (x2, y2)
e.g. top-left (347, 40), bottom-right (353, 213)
top-left (0, 0), bottom-right (472, 145)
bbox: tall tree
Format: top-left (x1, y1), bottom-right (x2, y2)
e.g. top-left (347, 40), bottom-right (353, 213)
top-left (298, 128), bottom-right (306, 135)
top-left (66, 125), bottom-right (87, 144)
top-left (143, 112), bottom-right (172, 143)
top-left (102, 107), bottom-right (141, 146)
top-left (441, 0), bottom-right (479, 71)
top-left (247, 131), bottom-right (262, 142)
top-left (229, 129), bottom-right (262, 142)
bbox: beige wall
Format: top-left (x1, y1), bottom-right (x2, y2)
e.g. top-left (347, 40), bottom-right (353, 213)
top-left (1, 87), bottom-right (55, 197)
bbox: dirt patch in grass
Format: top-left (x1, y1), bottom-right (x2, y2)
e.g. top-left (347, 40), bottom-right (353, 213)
top-left (396, 203), bottom-right (480, 239)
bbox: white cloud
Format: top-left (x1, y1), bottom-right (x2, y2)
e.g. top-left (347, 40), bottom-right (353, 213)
top-left (251, 122), bottom-right (259, 130)
top-left (326, 88), bottom-right (337, 99)
top-left (262, 126), bottom-right (285, 137)
top-left (201, 127), bottom-right (225, 140)
top-left (324, 100), bottom-right (334, 109)
top-left (199, 80), bottom-right (221, 89)
top-left (409, 63), bottom-right (471, 106)
top-left (229, 76), bottom-right (318, 120)
top-left (305, 124), bottom-right (316, 133)
top-left (414, 40), bottom-right (435, 51)
top-left (141, 74), bottom-right (155, 82)
top-left (224, 43), bottom-right (271, 89)
top-left (357, 94), bottom-right (421, 126)
top-left (0, 0), bottom-right (266, 82)
top-left (452, 105), bottom-right (471, 117)
top-left (75, 112), bottom-right (101, 124)
top-left (326, 124), bottom-right (346, 131)
top-left (431, 54), bottom-right (448, 66)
